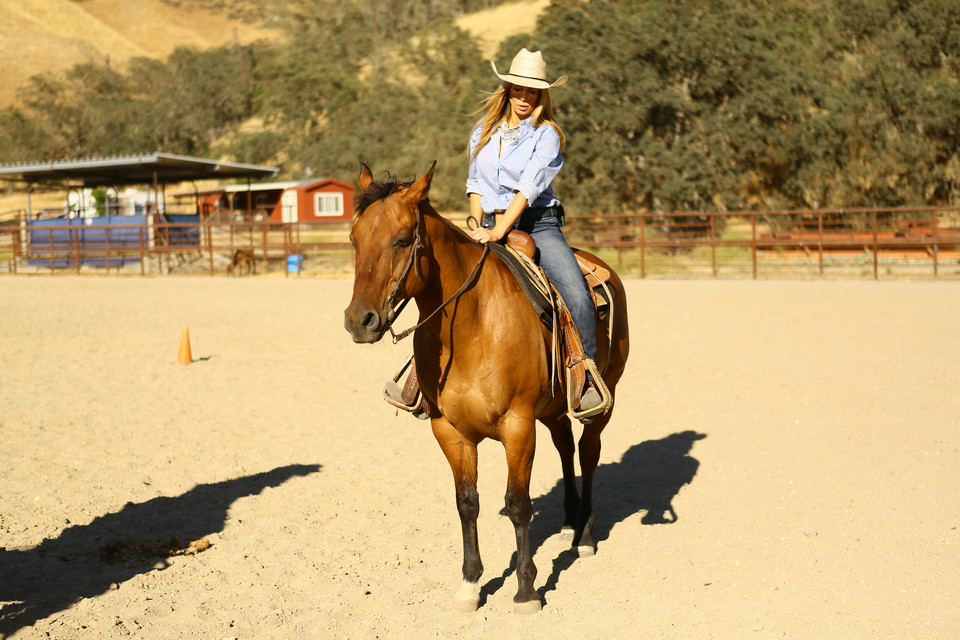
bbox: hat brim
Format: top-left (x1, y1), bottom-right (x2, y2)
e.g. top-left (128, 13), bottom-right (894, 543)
top-left (490, 60), bottom-right (568, 90)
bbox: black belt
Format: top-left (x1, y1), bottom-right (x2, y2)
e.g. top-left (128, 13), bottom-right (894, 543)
top-left (483, 205), bottom-right (563, 226)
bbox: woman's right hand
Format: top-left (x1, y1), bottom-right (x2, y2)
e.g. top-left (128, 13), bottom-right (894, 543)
top-left (470, 226), bottom-right (504, 244)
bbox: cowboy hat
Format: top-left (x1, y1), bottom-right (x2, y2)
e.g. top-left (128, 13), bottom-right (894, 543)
top-left (491, 48), bottom-right (568, 90)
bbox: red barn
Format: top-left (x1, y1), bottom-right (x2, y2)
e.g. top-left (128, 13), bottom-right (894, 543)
top-left (183, 178), bottom-right (355, 223)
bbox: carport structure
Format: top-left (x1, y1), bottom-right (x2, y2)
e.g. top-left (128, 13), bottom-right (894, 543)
top-left (0, 152), bottom-right (278, 272)
top-left (0, 152), bottom-right (279, 218)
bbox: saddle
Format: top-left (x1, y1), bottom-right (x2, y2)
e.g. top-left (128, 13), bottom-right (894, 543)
top-left (493, 230), bottom-right (616, 419)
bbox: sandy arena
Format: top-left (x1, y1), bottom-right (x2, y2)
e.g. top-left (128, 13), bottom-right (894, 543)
top-left (1, 276), bottom-right (957, 639)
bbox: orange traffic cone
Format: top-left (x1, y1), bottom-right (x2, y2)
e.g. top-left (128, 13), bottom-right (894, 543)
top-left (177, 327), bottom-right (193, 365)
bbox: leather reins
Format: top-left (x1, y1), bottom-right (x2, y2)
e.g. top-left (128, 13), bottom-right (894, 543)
top-left (385, 210), bottom-right (489, 344)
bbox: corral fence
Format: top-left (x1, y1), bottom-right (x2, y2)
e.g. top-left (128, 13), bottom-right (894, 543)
top-left (1, 205), bottom-right (959, 279)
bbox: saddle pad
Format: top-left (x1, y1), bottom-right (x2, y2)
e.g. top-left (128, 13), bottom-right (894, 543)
top-left (487, 241), bottom-right (554, 330)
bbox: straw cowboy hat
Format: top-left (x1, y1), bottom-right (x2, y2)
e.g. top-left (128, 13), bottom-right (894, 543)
top-left (491, 48), bottom-right (568, 90)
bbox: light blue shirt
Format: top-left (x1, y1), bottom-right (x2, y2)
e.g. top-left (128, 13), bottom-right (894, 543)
top-left (465, 118), bottom-right (563, 213)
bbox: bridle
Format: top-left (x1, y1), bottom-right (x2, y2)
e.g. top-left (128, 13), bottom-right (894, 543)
top-left (383, 208), bottom-right (489, 343)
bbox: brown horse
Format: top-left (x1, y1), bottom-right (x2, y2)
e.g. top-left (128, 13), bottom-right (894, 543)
top-left (344, 163), bottom-right (629, 613)
top-left (228, 248), bottom-right (255, 276)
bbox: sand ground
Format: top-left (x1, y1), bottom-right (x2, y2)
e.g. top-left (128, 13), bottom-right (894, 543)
top-left (0, 276), bottom-right (957, 639)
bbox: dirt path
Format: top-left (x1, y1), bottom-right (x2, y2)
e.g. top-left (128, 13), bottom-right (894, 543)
top-left (1, 277), bottom-right (957, 639)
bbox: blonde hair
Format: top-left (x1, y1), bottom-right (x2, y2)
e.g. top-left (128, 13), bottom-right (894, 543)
top-left (469, 83), bottom-right (566, 163)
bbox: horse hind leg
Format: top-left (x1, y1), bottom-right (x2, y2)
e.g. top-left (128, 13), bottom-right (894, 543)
top-left (573, 408), bottom-right (613, 557)
top-left (542, 412), bottom-right (580, 537)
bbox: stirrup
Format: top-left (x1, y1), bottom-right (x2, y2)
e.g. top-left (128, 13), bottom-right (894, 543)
top-left (566, 359), bottom-right (613, 422)
top-left (383, 355), bottom-right (429, 420)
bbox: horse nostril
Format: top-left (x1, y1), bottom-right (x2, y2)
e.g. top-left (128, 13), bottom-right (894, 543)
top-left (362, 312), bottom-right (380, 332)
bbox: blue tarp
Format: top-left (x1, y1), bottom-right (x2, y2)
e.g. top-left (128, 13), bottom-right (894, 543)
top-left (162, 214), bottom-right (202, 247)
top-left (27, 214), bottom-right (200, 266)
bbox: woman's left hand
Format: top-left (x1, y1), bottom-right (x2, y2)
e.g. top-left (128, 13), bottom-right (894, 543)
top-left (470, 226), bottom-right (503, 244)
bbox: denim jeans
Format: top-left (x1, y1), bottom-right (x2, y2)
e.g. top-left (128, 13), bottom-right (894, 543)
top-left (484, 213), bottom-right (597, 361)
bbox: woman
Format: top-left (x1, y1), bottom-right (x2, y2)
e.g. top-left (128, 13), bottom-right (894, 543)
top-left (466, 48), bottom-right (603, 419)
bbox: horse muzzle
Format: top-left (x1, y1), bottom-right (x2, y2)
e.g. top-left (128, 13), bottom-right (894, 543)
top-left (343, 303), bottom-right (390, 343)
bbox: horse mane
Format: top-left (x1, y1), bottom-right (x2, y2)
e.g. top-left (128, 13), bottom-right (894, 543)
top-left (355, 172), bottom-right (430, 219)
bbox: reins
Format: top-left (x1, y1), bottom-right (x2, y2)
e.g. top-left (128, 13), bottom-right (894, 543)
top-left (385, 211), bottom-right (490, 344)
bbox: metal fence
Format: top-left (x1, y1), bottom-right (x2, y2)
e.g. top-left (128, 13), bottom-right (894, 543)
top-left (565, 205), bottom-right (960, 279)
top-left (2, 205), bottom-right (959, 278)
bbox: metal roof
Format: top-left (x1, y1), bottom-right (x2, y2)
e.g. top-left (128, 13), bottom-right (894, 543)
top-left (0, 152), bottom-right (278, 187)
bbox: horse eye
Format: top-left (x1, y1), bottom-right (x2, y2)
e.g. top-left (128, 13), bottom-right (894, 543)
top-left (395, 237), bottom-right (412, 248)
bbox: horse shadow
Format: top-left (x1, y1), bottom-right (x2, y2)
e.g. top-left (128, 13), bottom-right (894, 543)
top-left (484, 430), bottom-right (706, 602)
top-left (0, 463), bottom-right (321, 638)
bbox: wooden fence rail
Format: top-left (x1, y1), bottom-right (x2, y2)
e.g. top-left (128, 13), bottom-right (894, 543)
top-left (2, 205), bottom-right (959, 278)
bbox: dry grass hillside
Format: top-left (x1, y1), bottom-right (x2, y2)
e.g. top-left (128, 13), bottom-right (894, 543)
top-left (0, 0), bottom-right (549, 110)
top-left (0, 0), bottom-right (275, 108)
top-left (0, 0), bottom-right (548, 219)
top-left (455, 0), bottom-right (549, 57)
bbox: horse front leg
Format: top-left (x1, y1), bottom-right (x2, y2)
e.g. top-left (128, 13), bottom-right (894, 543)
top-left (432, 419), bottom-right (483, 612)
top-left (502, 417), bottom-right (541, 614)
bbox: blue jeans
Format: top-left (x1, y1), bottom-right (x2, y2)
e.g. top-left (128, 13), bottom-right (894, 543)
top-left (484, 213), bottom-right (597, 361)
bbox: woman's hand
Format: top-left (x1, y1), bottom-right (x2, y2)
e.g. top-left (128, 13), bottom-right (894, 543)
top-left (469, 226), bottom-right (504, 244)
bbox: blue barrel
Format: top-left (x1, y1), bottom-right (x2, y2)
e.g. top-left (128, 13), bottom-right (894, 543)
top-left (286, 254), bottom-right (303, 273)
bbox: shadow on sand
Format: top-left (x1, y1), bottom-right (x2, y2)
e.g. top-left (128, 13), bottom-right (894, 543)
top-left (483, 430), bottom-right (706, 603)
top-left (0, 463), bottom-right (321, 638)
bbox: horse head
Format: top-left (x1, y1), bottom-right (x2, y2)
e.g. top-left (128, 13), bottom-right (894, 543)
top-left (344, 162), bottom-right (435, 343)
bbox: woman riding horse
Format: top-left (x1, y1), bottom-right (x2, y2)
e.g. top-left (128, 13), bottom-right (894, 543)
top-left (386, 48), bottom-right (604, 420)
top-left (344, 158), bottom-right (630, 612)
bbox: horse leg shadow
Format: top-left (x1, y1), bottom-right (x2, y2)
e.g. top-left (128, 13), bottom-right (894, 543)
top-left (530, 430), bottom-right (707, 601)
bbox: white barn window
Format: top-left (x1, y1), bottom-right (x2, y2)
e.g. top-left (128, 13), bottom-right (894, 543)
top-left (314, 192), bottom-right (344, 217)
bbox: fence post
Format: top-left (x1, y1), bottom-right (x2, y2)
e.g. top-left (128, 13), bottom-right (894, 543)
top-left (19, 215), bottom-right (28, 266)
top-left (11, 223), bottom-right (19, 274)
top-left (639, 211), bottom-right (646, 278)
top-left (283, 223), bottom-right (290, 279)
top-left (710, 213), bottom-right (717, 276)
top-left (139, 226), bottom-right (145, 276)
top-left (817, 210), bottom-right (824, 276)
top-left (107, 225), bottom-right (114, 272)
top-left (73, 225), bottom-right (81, 274)
top-left (615, 215), bottom-right (623, 269)
top-left (207, 221), bottom-right (215, 276)
top-left (932, 208), bottom-right (939, 278)
top-left (261, 220), bottom-right (268, 264)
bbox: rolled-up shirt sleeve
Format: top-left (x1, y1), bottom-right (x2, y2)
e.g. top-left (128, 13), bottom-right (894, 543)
top-left (516, 125), bottom-right (562, 205)
top-left (465, 126), bottom-right (483, 197)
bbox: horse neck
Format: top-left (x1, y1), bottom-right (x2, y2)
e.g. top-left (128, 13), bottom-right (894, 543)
top-left (414, 205), bottom-right (487, 317)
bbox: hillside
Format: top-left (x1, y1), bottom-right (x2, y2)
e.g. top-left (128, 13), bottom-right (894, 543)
top-left (0, 0), bottom-right (548, 109)
top-left (0, 0), bottom-right (276, 108)
top-left (455, 0), bottom-right (549, 57)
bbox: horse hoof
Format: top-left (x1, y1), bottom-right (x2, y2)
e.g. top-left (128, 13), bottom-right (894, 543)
top-left (559, 526), bottom-right (575, 540)
top-left (577, 544), bottom-right (595, 558)
top-left (451, 597), bottom-right (479, 613)
top-left (513, 599), bottom-right (542, 615)
top-left (452, 581), bottom-right (480, 612)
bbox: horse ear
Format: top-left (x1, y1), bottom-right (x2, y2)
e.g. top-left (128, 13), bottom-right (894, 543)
top-left (358, 162), bottom-right (374, 191)
top-left (405, 161), bottom-right (436, 203)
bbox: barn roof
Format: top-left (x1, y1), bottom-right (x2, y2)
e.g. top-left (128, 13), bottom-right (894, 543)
top-left (0, 152), bottom-right (278, 187)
